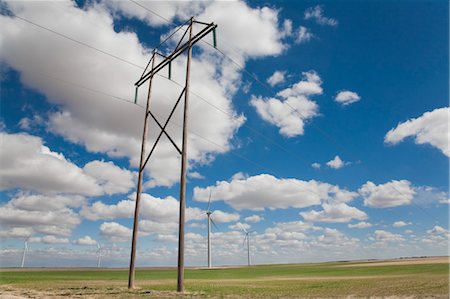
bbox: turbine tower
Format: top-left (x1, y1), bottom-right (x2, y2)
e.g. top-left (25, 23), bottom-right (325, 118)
top-left (96, 243), bottom-right (102, 268)
top-left (239, 223), bottom-right (253, 266)
top-left (20, 238), bottom-right (28, 268)
top-left (205, 190), bottom-right (219, 268)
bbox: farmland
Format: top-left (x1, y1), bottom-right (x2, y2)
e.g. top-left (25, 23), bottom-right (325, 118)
top-left (0, 257), bottom-right (448, 298)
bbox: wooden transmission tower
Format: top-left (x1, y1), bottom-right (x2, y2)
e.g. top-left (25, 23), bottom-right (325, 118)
top-left (128, 17), bottom-right (217, 293)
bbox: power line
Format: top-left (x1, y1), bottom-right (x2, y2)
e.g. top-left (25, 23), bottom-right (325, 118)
top-left (12, 13), bottom-right (144, 70)
top-left (8, 9), bottom-right (445, 227)
top-left (12, 10), bottom-right (314, 170)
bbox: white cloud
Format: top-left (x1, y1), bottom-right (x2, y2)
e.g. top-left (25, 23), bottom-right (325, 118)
top-left (412, 186), bottom-right (449, 205)
top-left (244, 215), bottom-right (263, 223)
top-left (335, 90), bottom-right (361, 106)
top-left (193, 174), bottom-right (358, 211)
top-left (100, 222), bottom-right (132, 243)
top-left (427, 226), bottom-right (447, 234)
top-left (81, 193), bottom-right (203, 223)
top-left (0, 195), bottom-right (81, 238)
top-left (300, 203), bottom-right (367, 223)
top-left (267, 70), bottom-right (286, 87)
top-left (104, 1), bottom-right (205, 27)
top-left (197, 1), bottom-right (287, 59)
top-left (326, 155), bottom-right (346, 169)
top-left (311, 162), bottom-right (321, 169)
top-left (0, 227), bottom-right (34, 238)
top-left (384, 107), bottom-right (449, 157)
top-left (74, 236), bottom-right (97, 246)
top-left (83, 160), bottom-right (135, 195)
top-left (373, 230), bottom-right (404, 243)
top-left (1, 1), bottom-right (276, 188)
top-left (348, 221), bottom-right (372, 229)
top-left (0, 132), bottom-right (133, 196)
top-left (29, 235), bottom-right (69, 244)
top-left (277, 71), bottom-right (323, 98)
top-left (393, 221), bottom-right (410, 228)
top-left (360, 180), bottom-right (415, 208)
top-left (210, 210), bottom-right (240, 223)
top-left (251, 71), bottom-right (322, 137)
top-left (304, 5), bottom-right (338, 26)
top-left (188, 171), bottom-right (204, 180)
top-left (296, 26), bottom-right (313, 44)
top-left (0, 132), bottom-right (102, 196)
top-left (8, 193), bottom-right (85, 212)
top-left (231, 172), bottom-right (248, 181)
top-left (229, 222), bottom-right (251, 231)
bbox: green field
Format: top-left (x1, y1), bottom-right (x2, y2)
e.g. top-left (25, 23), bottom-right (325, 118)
top-left (1, 258), bottom-right (448, 298)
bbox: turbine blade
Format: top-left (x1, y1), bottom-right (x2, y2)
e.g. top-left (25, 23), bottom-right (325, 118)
top-left (210, 218), bottom-right (220, 231)
top-left (242, 235), bottom-right (247, 247)
top-left (238, 222), bottom-right (248, 233)
top-left (207, 190), bottom-right (212, 212)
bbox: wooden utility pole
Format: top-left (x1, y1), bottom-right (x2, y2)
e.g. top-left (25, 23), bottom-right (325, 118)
top-left (128, 53), bottom-right (155, 289)
top-left (176, 17), bottom-right (193, 293)
top-left (128, 17), bottom-right (217, 292)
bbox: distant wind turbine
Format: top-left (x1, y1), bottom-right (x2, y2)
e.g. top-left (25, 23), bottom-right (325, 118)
top-left (204, 191), bottom-right (219, 268)
top-left (96, 243), bottom-right (102, 268)
top-left (239, 223), bottom-right (254, 266)
top-left (20, 238), bottom-right (29, 268)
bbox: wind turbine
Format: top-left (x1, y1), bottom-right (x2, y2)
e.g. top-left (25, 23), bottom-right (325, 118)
top-left (20, 238), bottom-right (29, 268)
top-left (239, 223), bottom-right (254, 266)
top-left (96, 243), bottom-right (102, 268)
top-left (205, 191), bottom-right (219, 268)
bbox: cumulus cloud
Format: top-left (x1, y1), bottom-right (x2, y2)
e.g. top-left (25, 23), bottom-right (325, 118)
top-left (311, 162), bottom-right (321, 169)
top-left (81, 193), bottom-right (202, 223)
top-left (245, 215), bottom-right (263, 223)
top-left (229, 222), bottom-right (251, 231)
top-left (193, 173), bottom-right (358, 211)
top-left (300, 203), bottom-right (367, 223)
top-left (100, 222), bottom-right (132, 243)
top-left (412, 186), bottom-right (449, 206)
top-left (296, 26), bottom-right (313, 44)
top-left (83, 161), bottom-right (135, 195)
top-left (304, 5), bottom-right (338, 26)
top-left (0, 132), bottom-right (135, 196)
top-left (250, 71), bottom-right (322, 137)
top-left (210, 210), bottom-right (240, 223)
top-left (104, 1), bottom-right (205, 27)
top-left (0, 227), bottom-right (34, 238)
top-left (372, 230), bottom-right (404, 243)
top-left (335, 90), bottom-right (361, 106)
top-left (0, 132), bottom-right (101, 195)
top-left (0, 0), bottom-right (291, 187)
top-left (384, 107), bottom-right (449, 157)
top-left (7, 193), bottom-right (85, 212)
top-left (359, 180), bottom-right (415, 208)
top-left (74, 236), bottom-right (97, 246)
top-left (267, 70), bottom-right (286, 87)
top-left (348, 221), bottom-right (372, 229)
top-left (393, 221), bottom-right (410, 228)
top-left (29, 235), bottom-right (69, 244)
top-left (427, 226), bottom-right (447, 234)
top-left (326, 155), bottom-right (347, 169)
top-left (0, 193), bottom-right (81, 238)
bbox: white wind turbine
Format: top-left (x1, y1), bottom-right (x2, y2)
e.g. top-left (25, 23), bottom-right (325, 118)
top-left (96, 243), bottom-right (103, 268)
top-left (204, 191), bottom-right (219, 268)
top-left (20, 238), bottom-right (29, 268)
top-left (239, 223), bottom-right (254, 266)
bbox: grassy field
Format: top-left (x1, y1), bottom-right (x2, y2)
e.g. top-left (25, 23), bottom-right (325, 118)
top-left (0, 257), bottom-right (448, 298)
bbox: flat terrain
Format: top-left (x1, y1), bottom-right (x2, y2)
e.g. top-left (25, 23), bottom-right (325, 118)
top-left (0, 257), bottom-right (448, 298)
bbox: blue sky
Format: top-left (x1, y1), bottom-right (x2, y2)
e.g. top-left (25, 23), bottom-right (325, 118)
top-left (0, 0), bottom-right (448, 267)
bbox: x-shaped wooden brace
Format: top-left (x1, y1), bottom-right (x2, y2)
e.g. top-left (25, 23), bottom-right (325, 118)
top-left (140, 87), bottom-right (185, 172)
